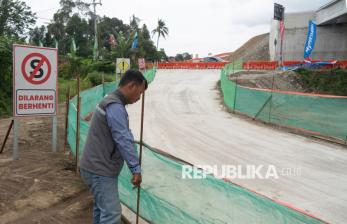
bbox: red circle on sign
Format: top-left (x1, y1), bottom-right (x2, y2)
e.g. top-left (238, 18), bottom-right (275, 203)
top-left (21, 53), bottom-right (51, 85)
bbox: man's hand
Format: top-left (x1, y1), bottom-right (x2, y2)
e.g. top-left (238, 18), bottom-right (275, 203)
top-left (132, 173), bottom-right (142, 188)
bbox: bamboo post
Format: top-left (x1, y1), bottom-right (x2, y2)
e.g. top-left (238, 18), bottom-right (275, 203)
top-left (136, 91), bottom-right (145, 224)
top-left (63, 85), bottom-right (71, 153)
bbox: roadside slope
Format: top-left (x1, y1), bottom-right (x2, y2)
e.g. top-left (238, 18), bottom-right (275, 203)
top-left (229, 33), bottom-right (270, 61)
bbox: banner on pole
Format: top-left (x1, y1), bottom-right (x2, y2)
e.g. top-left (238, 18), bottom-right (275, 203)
top-left (131, 31), bottom-right (138, 49)
top-left (304, 20), bottom-right (317, 60)
top-left (280, 20), bottom-right (285, 40)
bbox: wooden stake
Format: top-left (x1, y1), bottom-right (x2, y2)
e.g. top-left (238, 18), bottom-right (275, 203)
top-left (75, 75), bottom-right (81, 174)
top-left (0, 119), bottom-right (14, 154)
top-left (63, 85), bottom-right (71, 153)
top-left (268, 74), bottom-right (275, 122)
top-left (233, 74), bottom-right (238, 114)
top-left (136, 91), bottom-right (145, 224)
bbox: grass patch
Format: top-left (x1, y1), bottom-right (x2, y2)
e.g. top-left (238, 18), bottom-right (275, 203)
top-left (58, 73), bottom-right (116, 102)
top-left (296, 68), bottom-right (347, 96)
top-left (58, 78), bottom-right (92, 103)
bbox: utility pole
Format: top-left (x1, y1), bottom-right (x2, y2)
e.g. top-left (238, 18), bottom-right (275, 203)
top-left (91, 0), bottom-right (102, 61)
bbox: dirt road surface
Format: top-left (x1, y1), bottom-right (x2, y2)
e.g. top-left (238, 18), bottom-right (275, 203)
top-left (0, 109), bottom-right (143, 224)
top-left (127, 69), bottom-right (347, 224)
top-left (0, 112), bottom-right (94, 223)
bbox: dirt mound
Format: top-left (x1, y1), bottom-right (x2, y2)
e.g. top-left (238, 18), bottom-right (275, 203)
top-left (229, 33), bottom-right (270, 62)
top-left (230, 69), bottom-right (347, 96)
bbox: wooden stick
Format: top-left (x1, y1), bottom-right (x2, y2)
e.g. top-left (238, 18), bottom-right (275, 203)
top-left (233, 74), bottom-right (238, 114)
top-left (75, 75), bottom-right (81, 174)
top-left (268, 74), bottom-right (275, 123)
top-left (63, 85), bottom-right (71, 153)
top-left (136, 91), bottom-right (145, 224)
top-left (0, 119), bottom-right (14, 154)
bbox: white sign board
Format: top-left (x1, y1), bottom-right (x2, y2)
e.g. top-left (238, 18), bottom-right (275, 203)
top-left (116, 58), bottom-right (130, 74)
top-left (13, 45), bottom-right (58, 117)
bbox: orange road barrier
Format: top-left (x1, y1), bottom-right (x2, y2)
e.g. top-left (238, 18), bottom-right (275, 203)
top-left (147, 60), bottom-right (347, 70)
top-left (243, 61), bottom-right (278, 70)
top-left (243, 60), bottom-right (347, 70)
top-left (156, 62), bottom-right (228, 69)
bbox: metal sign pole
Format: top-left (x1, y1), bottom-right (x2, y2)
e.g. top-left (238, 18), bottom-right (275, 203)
top-left (13, 119), bottom-right (19, 160)
top-left (52, 116), bottom-right (58, 152)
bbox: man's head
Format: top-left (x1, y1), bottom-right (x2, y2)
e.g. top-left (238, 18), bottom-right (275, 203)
top-left (118, 69), bottom-right (148, 104)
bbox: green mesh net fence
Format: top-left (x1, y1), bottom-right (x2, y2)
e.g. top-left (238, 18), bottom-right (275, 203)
top-left (67, 67), bottom-right (325, 223)
top-left (221, 63), bottom-right (347, 141)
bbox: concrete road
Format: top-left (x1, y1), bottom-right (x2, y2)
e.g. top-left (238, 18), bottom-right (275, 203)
top-left (127, 69), bottom-right (347, 224)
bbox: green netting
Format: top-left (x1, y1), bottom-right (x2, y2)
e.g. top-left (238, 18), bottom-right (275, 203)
top-left (118, 142), bottom-right (324, 224)
top-left (143, 67), bottom-right (157, 84)
top-left (67, 67), bottom-right (325, 223)
top-left (221, 63), bottom-right (347, 141)
top-left (68, 68), bottom-right (158, 156)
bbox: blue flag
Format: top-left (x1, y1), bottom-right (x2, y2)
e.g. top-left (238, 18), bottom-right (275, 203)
top-left (303, 20), bottom-right (316, 59)
top-left (131, 31), bottom-right (138, 49)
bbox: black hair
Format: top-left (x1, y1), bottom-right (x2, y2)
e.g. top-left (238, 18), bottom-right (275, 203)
top-left (118, 69), bottom-right (148, 89)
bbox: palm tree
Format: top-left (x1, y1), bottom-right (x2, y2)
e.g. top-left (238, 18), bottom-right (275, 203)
top-left (152, 19), bottom-right (168, 50)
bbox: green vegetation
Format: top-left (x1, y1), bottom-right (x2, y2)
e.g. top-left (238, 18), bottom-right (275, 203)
top-left (0, 0), bottom-right (36, 38)
top-left (58, 78), bottom-right (91, 103)
top-left (296, 68), bottom-right (347, 96)
top-left (174, 52), bottom-right (193, 61)
top-left (0, 36), bottom-right (23, 117)
top-left (0, 0), bottom-right (169, 117)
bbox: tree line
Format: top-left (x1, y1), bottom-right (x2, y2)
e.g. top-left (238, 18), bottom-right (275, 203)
top-left (0, 0), bottom-right (171, 116)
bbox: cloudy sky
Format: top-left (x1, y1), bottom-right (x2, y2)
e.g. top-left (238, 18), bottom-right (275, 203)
top-left (24, 0), bottom-right (330, 57)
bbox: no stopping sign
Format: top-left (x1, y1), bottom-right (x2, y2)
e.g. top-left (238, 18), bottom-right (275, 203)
top-left (13, 45), bottom-right (58, 117)
top-left (21, 52), bottom-right (52, 85)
